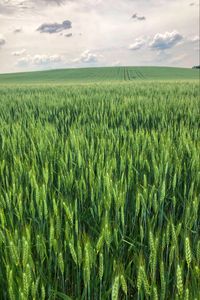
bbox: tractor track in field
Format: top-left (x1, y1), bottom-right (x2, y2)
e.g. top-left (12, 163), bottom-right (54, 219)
top-left (135, 69), bottom-right (146, 80)
top-left (123, 67), bottom-right (131, 81)
top-left (124, 68), bottom-right (146, 81)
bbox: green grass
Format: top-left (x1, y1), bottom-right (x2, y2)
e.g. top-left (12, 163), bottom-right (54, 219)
top-left (0, 81), bottom-right (199, 299)
top-left (0, 66), bottom-right (199, 84)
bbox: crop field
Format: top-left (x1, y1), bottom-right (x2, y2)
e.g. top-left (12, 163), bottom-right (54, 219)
top-left (0, 69), bottom-right (199, 300)
top-left (0, 66), bottom-right (199, 84)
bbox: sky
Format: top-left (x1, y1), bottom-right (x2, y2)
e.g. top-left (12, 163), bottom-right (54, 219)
top-left (0, 0), bottom-right (199, 73)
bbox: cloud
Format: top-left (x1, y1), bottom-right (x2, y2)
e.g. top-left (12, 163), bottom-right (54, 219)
top-left (170, 54), bottom-right (187, 64)
top-left (132, 13), bottom-right (146, 21)
top-left (13, 27), bottom-right (22, 33)
top-left (37, 20), bottom-right (72, 34)
top-left (73, 50), bottom-right (100, 63)
top-left (129, 38), bottom-right (145, 50)
top-left (149, 31), bottom-right (183, 50)
top-left (60, 32), bottom-right (72, 37)
top-left (137, 16), bottom-right (146, 21)
top-left (190, 35), bottom-right (200, 43)
top-left (0, 1), bottom-right (32, 15)
top-left (35, 0), bottom-right (66, 5)
top-left (0, 3), bottom-right (15, 15)
top-left (65, 33), bottom-right (72, 37)
top-left (129, 31), bottom-right (184, 53)
top-left (0, 0), bottom-right (67, 14)
top-left (17, 54), bottom-right (63, 66)
top-left (12, 49), bottom-right (27, 56)
top-left (189, 1), bottom-right (199, 6)
top-left (0, 34), bottom-right (6, 47)
top-left (112, 60), bottom-right (121, 66)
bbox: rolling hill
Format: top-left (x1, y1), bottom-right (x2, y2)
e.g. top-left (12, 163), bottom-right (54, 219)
top-left (0, 66), bottom-right (199, 84)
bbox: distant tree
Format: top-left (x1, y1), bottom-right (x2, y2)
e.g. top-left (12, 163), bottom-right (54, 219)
top-left (192, 65), bottom-right (200, 69)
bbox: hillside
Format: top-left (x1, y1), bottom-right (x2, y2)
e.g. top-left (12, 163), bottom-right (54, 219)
top-left (0, 66), bottom-right (199, 84)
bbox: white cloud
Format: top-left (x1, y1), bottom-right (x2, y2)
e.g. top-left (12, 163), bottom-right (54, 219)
top-left (17, 54), bottom-right (64, 66)
top-left (12, 49), bottom-right (27, 56)
top-left (170, 54), bottom-right (187, 64)
top-left (0, 0), bottom-right (67, 13)
top-left (112, 60), bottom-right (121, 66)
top-left (129, 38), bottom-right (145, 50)
top-left (35, 0), bottom-right (67, 5)
top-left (190, 35), bottom-right (200, 42)
top-left (149, 30), bottom-right (183, 50)
top-left (0, 34), bottom-right (6, 47)
top-left (73, 50), bottom-right (100, 63)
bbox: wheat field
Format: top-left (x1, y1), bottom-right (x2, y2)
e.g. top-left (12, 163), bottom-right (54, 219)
top-left (0, 81), bottom-right (199, 299)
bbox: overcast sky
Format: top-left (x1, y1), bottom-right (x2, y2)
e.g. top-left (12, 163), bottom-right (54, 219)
top-left (0, 0), bottom-right (199, 73)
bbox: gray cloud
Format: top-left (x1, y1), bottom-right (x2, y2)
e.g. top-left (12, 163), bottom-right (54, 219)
top-left (132, 13), bottom-right (146, 21)
top-left (65, 33), bottom-right (72, 37)
top-left (149, 31), bottom-right (183, 50)
top-left (0, 2), bottom-right (15, 14)
top-left (60, 32), bottom-right (72, 37)
top-left (13, 27), bottom-right (22, 33)
top-left (189, 1), bottom-right (199, 6)
top-left (137, 16), bottom-right (146, 21)
top-left (0, 35), bottom-right (6, 47)
top-left (0, 2), bottom-right (6, 11)
top-left (37, 20), bottom-right (72, 34)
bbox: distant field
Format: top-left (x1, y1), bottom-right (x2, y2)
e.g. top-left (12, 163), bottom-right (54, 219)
top-left (0, 66), bottom-right (199, 84)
